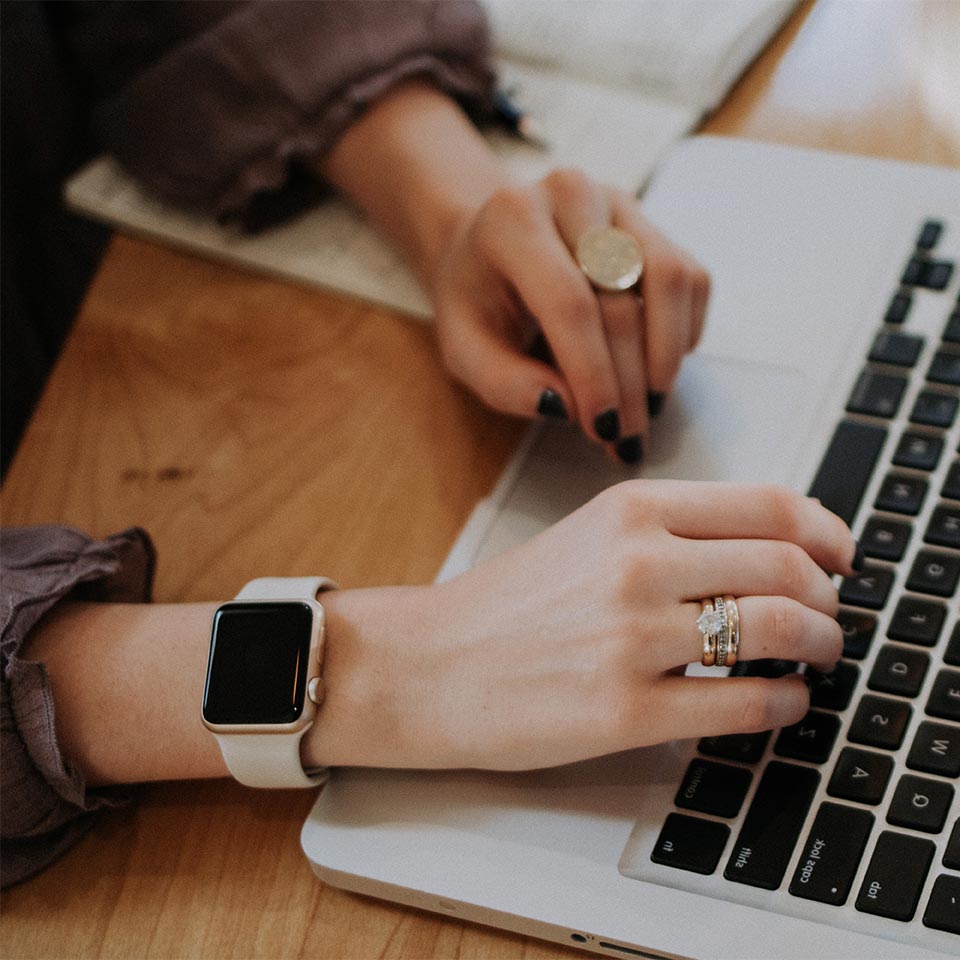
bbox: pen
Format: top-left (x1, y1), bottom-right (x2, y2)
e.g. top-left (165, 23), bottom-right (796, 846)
top-left (493, 89), bottom-right (550, 151)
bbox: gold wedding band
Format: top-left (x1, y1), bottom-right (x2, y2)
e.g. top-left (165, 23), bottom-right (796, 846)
top-left (576, 227), bottom-right (643, 292)
top-left (697, 600), bottom-right (720, 667)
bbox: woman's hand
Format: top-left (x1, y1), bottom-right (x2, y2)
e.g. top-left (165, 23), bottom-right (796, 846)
top-left (319, 82), bottom-right (708, 461)
top-left (311, 481), bottom-right (858, 771)
top-left (430, 170), bottom-right (710, 463)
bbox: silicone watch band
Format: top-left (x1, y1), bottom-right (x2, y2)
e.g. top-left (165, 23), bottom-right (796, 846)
top-left (214, 576), bottom-right (337, 788)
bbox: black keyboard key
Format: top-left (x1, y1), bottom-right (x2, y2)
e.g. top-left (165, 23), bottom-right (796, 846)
top-left (774, 711), bottom-right (840, 764)
top-left (869, 331), bottom-right (924, 367)
top-left (927, 669), bottom-right (960, 722)
top-left (860, 516), bottom-right (912, 562)
top-left (887, 774), bottom-right (954, 833)
top-left (846, 370), bottom-right (907, 418)
top-left (884, 290), bottom-right (913, 325)
top-left (788, 802), bottom-right (873, 906)
top-left (856, 831), bottom-right (935, 921)
top-left (724, 761), bottom-right (820, 890)
top-left (917, 219), bottom-right (943, 250)
top-left (838, 565), bottom-right (894, 610)
top-left (945, 819), bottom-right (960, 870)
top-left (808, 421), bottom-right (887, 526)
top-left (827, 747), bottom-right (893, 805)
top-left (925, 503), bottom-right (960, 549)
top-left (837, 610), bottom-right (877, 660)
top-left (650, 813), bottom-right (729, 875)
top-left (902, 256), bottom-right (954, 290)
top-left (849, 695), bottom-right (912, 750)
top-left (698, 731), bottom-right (771, 765)
top-left (923, 875), bottom-right (960, 935)
top-left (944, 310), bottom-right (960, 344)
top-left (806, 661), bottom-right (859, 711)
top-left (946, 622), bottom-right (960, 667)
top-left (893, 431), bottom-right (943, 471)
top-left (868, 644), bottom-right (930, 697)
top-left (874, 472), bottom-right (928, 515)
top-left (907, 721), bottom-right (960, 777)
top-left (928, 350), bottom-right (960, 386)
top-left (886, 596), bottom-right (946, 647)
top-left (911, 390), bottom-right (959, 428)
top-left (906, 549), bottom-right (960, 597)
top-left (942, 460), bottom-right (960, 500)
top-left (674, 759), bottom-right (751, 818)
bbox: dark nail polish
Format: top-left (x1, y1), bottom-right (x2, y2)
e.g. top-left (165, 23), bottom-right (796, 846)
top-left (594, 408), bottom-right (620, 442)
top-left (537, 388), bottom-right (568, 420)
top-left (851, 541), bottom-right (865, 572)
top-left (616, 435), bottom-right (643, 465)
top-left (647, 391), bottom-right (665, 416)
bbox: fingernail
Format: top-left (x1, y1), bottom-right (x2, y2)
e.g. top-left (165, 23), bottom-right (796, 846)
top-left (647, 391), bottom-right (665, 416)
top-left (851, 541), bottom-right (865, 572)
top-left (537, 389), bottom-right (568, 420)
top-left (594, 408), bottom-right (620, 442)
top-left (616, 434), bottom-right (643, 465)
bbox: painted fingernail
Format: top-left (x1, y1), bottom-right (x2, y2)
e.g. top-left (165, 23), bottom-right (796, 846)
top-left (615, 435), bottom-right (643, 465)
top-left (594, 408), bottom-right (620, 442)
top-left (851, 541), bottom-right (865, 572)
top-left (537, 388), bottom-right (568, 420)
top-left (647, 391), bottom-right (665, 416)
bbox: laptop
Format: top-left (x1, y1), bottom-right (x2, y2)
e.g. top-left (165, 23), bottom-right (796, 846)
top-left (301, 137), bottom-right (960, 959)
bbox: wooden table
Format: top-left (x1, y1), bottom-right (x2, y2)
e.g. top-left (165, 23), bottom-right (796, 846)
top-left (3, 2), bottom-right (959, 956)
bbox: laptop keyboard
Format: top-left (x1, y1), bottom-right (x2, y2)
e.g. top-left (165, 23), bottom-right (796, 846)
top-left (624, 219), bottom-right (960, 951)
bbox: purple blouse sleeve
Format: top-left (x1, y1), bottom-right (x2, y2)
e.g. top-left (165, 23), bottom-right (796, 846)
top-left (1, 525), bottom-right (155, 888)
top-left (78, 0), bottom-right (496, 222)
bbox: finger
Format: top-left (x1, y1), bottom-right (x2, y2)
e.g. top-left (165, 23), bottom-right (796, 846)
top-left (614, 199), bottom-right (693, 394)
top-left (480, 194), bottom-right (622, 442)
top-left (639, 480), bottom-right (859, 576)
top-left (546, 173), bottom-right (649, 458)
top-left (666, 536), bottom-right (840, 615)
top-left (436, 299), bottom-right (576, 420)
top-left (651, 674), bottom-right (810, 740)
top-left (595, 289), bottom-right (649, 464)
top-left (667, 596), bottom-right (843, 673)
top-left (687, 254), bottom-right (711, 350)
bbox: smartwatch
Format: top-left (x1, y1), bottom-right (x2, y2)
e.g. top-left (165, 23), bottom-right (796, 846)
top-left (202, 577), bottom-right (336, 788)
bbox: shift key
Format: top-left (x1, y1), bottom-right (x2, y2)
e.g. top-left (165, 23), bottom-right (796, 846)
top-left (724, 761), bottom-right (820, 889)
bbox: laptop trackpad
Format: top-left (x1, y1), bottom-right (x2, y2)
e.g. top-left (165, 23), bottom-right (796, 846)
top-left (473, 352), bottom-right (813, 568)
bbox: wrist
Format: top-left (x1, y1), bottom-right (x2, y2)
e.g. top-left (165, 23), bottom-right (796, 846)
top-left (317, 80), bottom-right (509, 288)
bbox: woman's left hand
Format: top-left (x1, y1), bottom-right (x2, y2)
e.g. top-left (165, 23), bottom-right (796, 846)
top-left (429, 168), bottom-right (710, 462)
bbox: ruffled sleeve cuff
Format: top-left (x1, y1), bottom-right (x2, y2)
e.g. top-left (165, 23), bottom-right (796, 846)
top-left (93, 0), bottom-right (497, 226)
top-left (1, 525), bottom-right (155, 888)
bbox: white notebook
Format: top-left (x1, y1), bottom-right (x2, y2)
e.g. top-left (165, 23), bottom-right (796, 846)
top-left (64, 1), bottom-right (795, 319)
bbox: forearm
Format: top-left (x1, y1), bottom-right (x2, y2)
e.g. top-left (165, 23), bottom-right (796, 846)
top-left (316, 80), bottom-right (509, 287)
top-left (26, 601), bottom-right (227, 785)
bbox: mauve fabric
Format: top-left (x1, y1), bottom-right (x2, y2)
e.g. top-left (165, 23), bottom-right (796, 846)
top-left (61, 0), bottom-right (496, 220)
top-left (1, 525), bottom-right (155, 888)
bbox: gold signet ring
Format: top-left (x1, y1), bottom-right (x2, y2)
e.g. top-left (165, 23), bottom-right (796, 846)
top-left (576, 227), bottom-right (643, 292)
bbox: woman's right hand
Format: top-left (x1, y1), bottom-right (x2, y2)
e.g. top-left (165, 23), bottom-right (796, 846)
top-left (311, 480), bottom-right (859, 772)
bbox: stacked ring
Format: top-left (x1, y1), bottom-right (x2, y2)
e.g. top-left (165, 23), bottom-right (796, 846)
top-left (696, 595), bottom-right (741, 668)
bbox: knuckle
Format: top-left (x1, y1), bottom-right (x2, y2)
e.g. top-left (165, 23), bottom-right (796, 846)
top-left (544, 166), bottom-right (592, 203)
top-left (651, 254), bottom-right (689, 296)
top-left (761, 484), bottom-right (806, 537)
top-left (771, 600), bottom-right (804, 651)
top-left (484, 186), bottom-right (540, 230)
top-left (774, 540), bottom-right (813, 589)
top-left (738, 686), bottom-right (777, 732)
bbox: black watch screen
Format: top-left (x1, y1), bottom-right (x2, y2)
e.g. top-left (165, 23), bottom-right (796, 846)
top-left (202, 602), bottom-right (313, 725)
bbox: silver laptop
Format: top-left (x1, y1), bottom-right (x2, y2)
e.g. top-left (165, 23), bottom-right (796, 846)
top-left (301, 137), bottom-right (960, 959)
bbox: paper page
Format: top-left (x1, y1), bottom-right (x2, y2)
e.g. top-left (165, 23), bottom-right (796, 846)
top-left (483, 0), bottom-right (796, 112)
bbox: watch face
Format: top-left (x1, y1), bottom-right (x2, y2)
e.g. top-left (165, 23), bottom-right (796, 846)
top-left (203, 602), bottom-right (313, 725)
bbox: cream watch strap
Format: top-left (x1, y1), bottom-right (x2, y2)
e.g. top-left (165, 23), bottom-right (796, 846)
top-left (214, 576), bottom-right (337, 789)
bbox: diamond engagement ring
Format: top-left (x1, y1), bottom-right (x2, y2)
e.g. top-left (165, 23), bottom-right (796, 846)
top-left (576, 227), bottom-right (643, 292)
top-left (697, 596), bottom-right (740, 667)
top-left (697, 600), bottom-right (723, 666)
